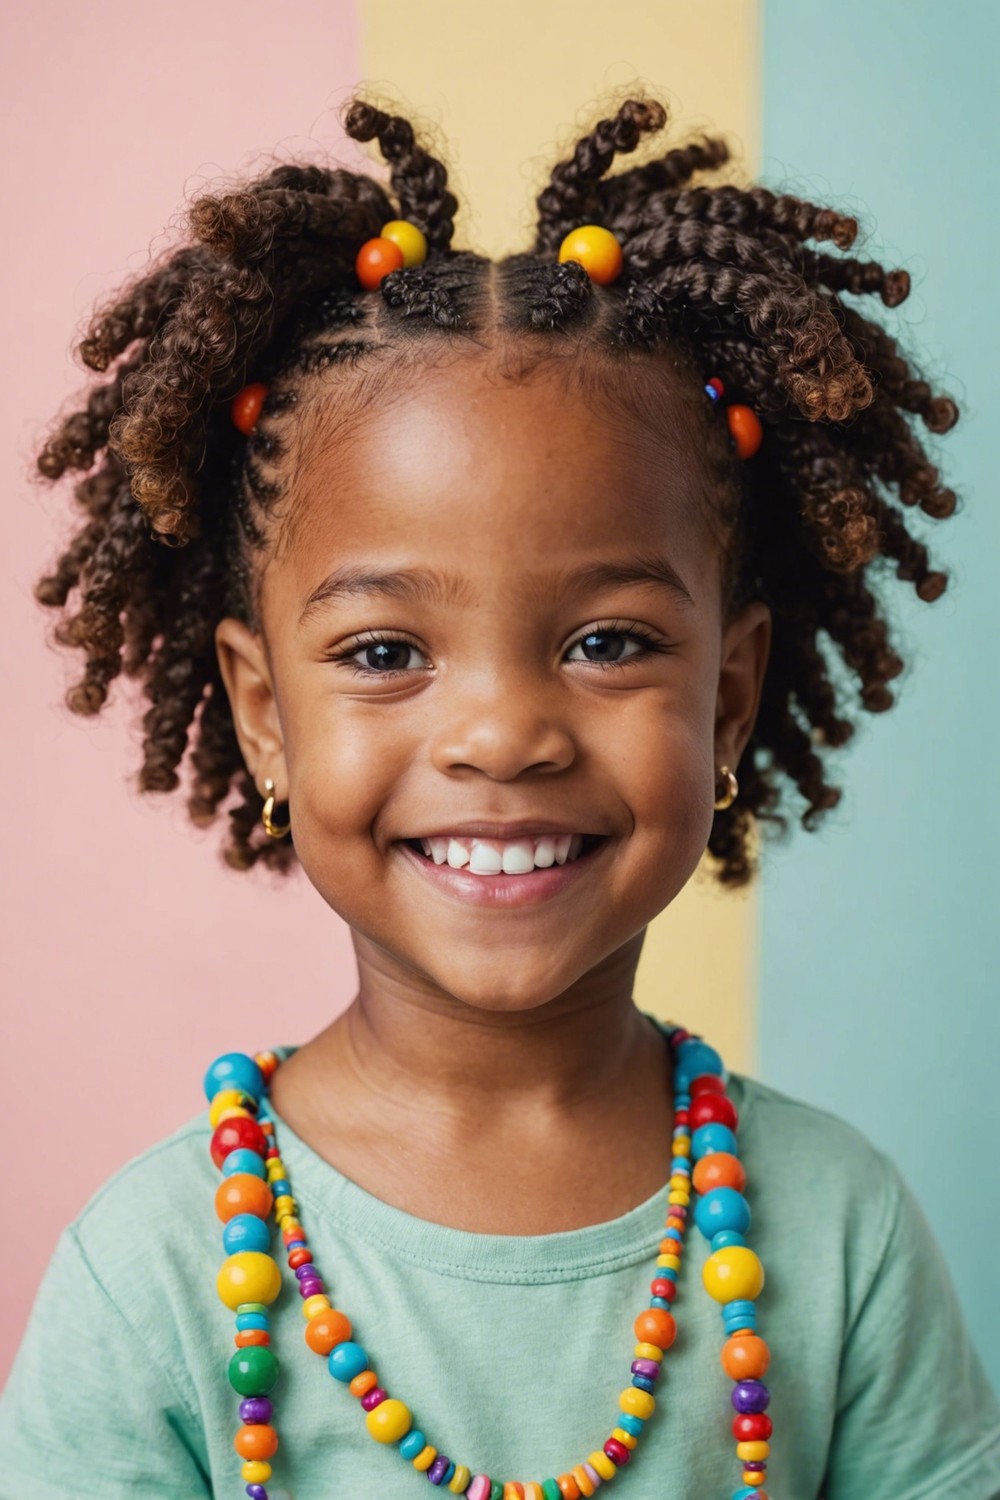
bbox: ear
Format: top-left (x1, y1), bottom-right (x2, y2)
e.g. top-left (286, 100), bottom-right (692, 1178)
top-left (715, 600), bottom-right (772, 773)
top-left (214, 617), bottom-right (288, 798)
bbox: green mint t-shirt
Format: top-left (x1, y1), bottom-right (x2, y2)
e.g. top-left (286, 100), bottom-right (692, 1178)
top-left (2, 1014), bottom-right (999, 1499)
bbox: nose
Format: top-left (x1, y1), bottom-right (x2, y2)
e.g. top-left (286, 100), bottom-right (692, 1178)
top-left (428, 674), bottom-right (576, 780)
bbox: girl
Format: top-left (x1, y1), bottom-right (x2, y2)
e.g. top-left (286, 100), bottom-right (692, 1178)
top-left (2, 92), bottom-right (998, 1500)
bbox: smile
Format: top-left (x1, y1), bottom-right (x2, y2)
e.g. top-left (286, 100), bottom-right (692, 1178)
top-left (395, 834), bottom-right (610, 908)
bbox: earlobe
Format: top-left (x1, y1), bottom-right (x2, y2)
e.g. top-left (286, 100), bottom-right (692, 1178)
top-left (714, 601), bottom-right (772, 770)
top-left (213, 617), bottom-right (287, 791)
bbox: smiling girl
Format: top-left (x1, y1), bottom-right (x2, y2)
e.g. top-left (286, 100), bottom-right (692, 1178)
top-left (3, 93), bottom-right (999, 1500)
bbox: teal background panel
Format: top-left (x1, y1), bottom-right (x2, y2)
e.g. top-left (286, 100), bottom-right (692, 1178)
top-left (759, 0), bottom-right (999, 1393)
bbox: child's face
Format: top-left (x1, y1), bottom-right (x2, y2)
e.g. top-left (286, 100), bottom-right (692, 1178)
top-left (216, 348), bottom-right (771, 1012)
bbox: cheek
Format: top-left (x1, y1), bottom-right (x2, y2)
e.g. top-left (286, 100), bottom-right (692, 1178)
top-left (282, 694), bottom-right (409, 852)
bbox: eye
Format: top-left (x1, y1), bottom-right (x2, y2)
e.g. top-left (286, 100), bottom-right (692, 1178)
top-left (566, 623), bottom-right (667, 670)
top-left (326, 631), bottom-right (427, 677)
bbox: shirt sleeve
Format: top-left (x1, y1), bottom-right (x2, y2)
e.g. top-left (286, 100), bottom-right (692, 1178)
top-left (823, 1148), bottom-right (1000, 1500)
top-left (0, 1226), bottom-right (212, 1500)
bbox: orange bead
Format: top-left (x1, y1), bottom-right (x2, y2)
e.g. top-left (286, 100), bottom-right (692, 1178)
top-left (720, 1331), bottom-right (771, 1381)
top-left (304, 1307), bottom-right (353, 1356)
top-left (692, 1151), bottom-right (746, 1195)
top-left (230, 383), bottom-right (268, 436)
top-left (557, 1477), bottom-right (582, 1499)
top-left (355, 236), bottom-right (405, 289)
top-left (503, 1486), bottom-right (525, 1499)
top-left (634, 1308), bottom-right (677, 1350)
top-left (349, 1368), bottom-right (379, 1397)
top-left (727, 403), bottom-right (763, 459)
top-left (234, 1329), bottom-right (271, 1349)
top-left (214, 1174), bottom-right (273, 1224)
top-left (557, 225), bottom-right (624, 285)
top-left (233, 1423), bottom-right (279, 1461)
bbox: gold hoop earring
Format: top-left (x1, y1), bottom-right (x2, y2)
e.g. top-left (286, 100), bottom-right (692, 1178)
top-left (261, 777), bottom-right (291, 839)
top-left (714, 764), bottom-right (739, 811)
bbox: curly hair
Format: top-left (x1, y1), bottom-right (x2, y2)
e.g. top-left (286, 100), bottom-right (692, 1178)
top-left (33, 92), bottom-right (959, 887)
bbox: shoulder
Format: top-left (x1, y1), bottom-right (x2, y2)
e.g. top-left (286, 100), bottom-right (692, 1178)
top-left (72, 1108), bottom-right (215, 1237)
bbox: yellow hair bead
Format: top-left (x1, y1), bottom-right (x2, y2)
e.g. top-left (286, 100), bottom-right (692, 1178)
top-left (380, 219), bottom-right (428, 267)
top-left (241, 1460), bottom-right (272, 1483)
top-left (365, 1397), bottom-right (413, 1443)
top-left (634, 1342), bottom-right (663, 1360)
top-left (413, 1445), bottom-right (438, 1471)
top-left (702, 1246), bottom-right (766, 1304)
top-left (736, 1440), bottom-right (771, 1461)
top-left (619, 1386), bottom-right (655, 1419)
top-left (557, 225), bottom-right (624, 285)
top-left (448, 1464), bottom-right (472, 1492)
top-left (216, 1252), bottom-right (281, 1310)
top-left (300, 1294), bottom-right (331, 1319)
top-left (589, 1449), bottom-right (616, 1480)
top-left (572, 1466), bottom-right (596, 1497)
top-left (612, 1426), bottom-right (638, 1450)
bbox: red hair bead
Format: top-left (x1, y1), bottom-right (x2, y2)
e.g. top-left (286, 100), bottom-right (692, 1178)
top-left (355, 236), bottom-right (405, 290)
top-left (230, 382), bottom-right (268, 436)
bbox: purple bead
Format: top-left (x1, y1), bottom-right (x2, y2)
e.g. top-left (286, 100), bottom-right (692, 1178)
top-left (427, 1454), bottom-right (450, 1483)
top-left (245, 1487), bottom-right (267, 1500)
top-left (239, 1396), bottom-right (273, 1424)
top-left (360, 1386), bottom-right (387, 1411)
top-left (743, 1461), bottom-right (767, 1471)
top-left (631, 1358), bottom-right (661, 1381)
top-left (294, 1264), bottom-right (314, 1280)
top-left (731, 1378), bottom-right (770, 1413)
top-left (299, 1279), bottom-right (324, 1297)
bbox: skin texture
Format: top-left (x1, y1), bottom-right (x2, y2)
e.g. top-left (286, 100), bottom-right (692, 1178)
top-left (215, 350), bottom-right (771, 1234)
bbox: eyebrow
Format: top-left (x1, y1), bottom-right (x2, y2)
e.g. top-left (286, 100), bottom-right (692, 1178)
top-left (298, 551), bottom-right (696, 629)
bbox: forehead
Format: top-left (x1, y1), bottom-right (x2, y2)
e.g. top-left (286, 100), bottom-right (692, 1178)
top-left (260, 346), bottom-right (722, 619)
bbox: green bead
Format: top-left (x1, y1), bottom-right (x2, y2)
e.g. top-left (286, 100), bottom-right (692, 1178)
top-left (490, 1485), bottom-right (504, 1500)
top-left (542, 1484), bottom-right (562, 1500)
top-left (228, 1345), bottom-right (279, 1396)
top-left (237, 1302), bottom-right (269, 1315)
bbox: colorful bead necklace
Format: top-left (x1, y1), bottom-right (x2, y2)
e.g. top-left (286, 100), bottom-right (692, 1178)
top-left (205, 1024), bottom-right (772, 1500)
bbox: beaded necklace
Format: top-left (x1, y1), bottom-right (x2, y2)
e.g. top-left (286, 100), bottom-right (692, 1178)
top-left (205, 1023), bottom-right (772, 1500)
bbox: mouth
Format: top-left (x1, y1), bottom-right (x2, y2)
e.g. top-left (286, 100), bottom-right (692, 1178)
top-left (394, 833), bottom-right (611, 908)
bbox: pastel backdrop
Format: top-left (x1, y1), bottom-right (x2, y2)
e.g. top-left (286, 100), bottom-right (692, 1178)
top-left (2, 0), bottom-right (995, 1394)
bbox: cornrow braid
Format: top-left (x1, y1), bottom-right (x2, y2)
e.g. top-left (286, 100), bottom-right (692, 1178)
top-left (33, 90), bottom-right (961, 886)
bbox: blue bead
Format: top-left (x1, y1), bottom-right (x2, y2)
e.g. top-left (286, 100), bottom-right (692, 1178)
top-left (673, 1093), bottom-right (691, 1108)
top-left (399, 1429), bottom-right (426, 1459)
top-left (442, 1461), bottom-right (456, 1484)
top-left (270, 1179), bottom-right (292, 1198)
top-left (657, 1266), bottom-right (677, 1282)
top-left (631, 1375), bottom-right (655, 1393)
top-left (223, 1148), bottom-right (267, 1179)
top-left (694, 1186), bottom-right (751, 1240)
top-left (676, 1038), bottom-right (723, 1078)
top-left (649, 1297), bottom-right (671, 1310)
top-left (286, 1239), bottom-right (307, 1250)
top-left (663, 1226), bottom-right (683, 1242)
top-left (691, 1122), bottom-right (738, 1161)
top-left (204, 1052), bottom-right (265, 1103)
top-left (328, 1341), bottom-right (368, 1382)
top-left (223, 1214), bottom-right (271, 1255)
top-left (712, 1230), bottom-right (747, 1251)
top-left (670, 1157), bottom-right (690, 1174)
top-left (725, 1299), bottom-right (757, 1320)
top-left (619, 1413), bottom-right (645, 1436)
top-left (731, 1489), bottom-right (760, 1500)
top-left (235, 1313), bottom-right (270, 1332)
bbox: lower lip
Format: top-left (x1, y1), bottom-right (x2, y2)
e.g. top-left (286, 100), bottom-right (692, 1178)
top-left (395, 838), bottom-right (610, 907)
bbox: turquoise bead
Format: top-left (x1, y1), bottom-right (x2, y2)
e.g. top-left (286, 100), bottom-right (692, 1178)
top-left (399, 1429), bottom-right (426, 1459)
top-left (223, 1148), bottom-right (267, 1179)
top-left (441, 1460), bottom-right (456, 1484)
top-left (236, 1313), bottom-right (269, 1331)
top-left (650, 1296), bottom-right (671, 1309)
top-left (631, 1375), bottom-right (655, 1393)
top-left (542, 1483), bottom-right (562, 1500)
top-left (674, 1038), bottom-right (722, 1089)
top-left (694, 1186), bottom-right (751, 1239)
top-left (691, 1122), bottom-right (738, 1161)
top-left (732, 1489), bottom-right (760, 1500)
top-left (328, 1341), bottom-right (368, 1382)
top-left (620, 1413), bottom-right (644, 1436)
top-left (670, 1156), bottom-right (690, 1173)
top-left (223, 1214), bottom-right (271, 1256)
top-left (203, 1052), bottom-right (265, 1103)
top-left (658, 1267), bottom-right (677, 1281)
top-left (712, 1230), bottom-right (747, 1251)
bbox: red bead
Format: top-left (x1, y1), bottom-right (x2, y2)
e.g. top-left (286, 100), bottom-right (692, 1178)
top-left (604, 1437), bottom-right (630, 1466)
top-left (355, 236), bottom-right (405, 289)
top-left (733, 1412), bottom-right (774, 1441)
top-left (674, 1110), bottom-right (690, 1126)
top-left (230, 382), bottom-right (268, 435)
top-left (288, 1248), bottom-right (314, 1270)
top-left (690, 1073), bottom-right (727, 1097)
top-left (210, 1116), bottom-right (268, 1169)
top-left (689, 1093), bottom-right (739, 1131)
top-left (706, 377), bottom-right (725, 398)
top-left (651, 1278), bottom-right (674, 1298)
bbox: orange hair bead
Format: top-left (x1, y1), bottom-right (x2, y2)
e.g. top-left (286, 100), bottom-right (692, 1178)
top-left (230, 382), bottom-right (268, 436)
top-left (304, 1307), bottom-right (353, 1355)
top-left (726, 403), bottom-right (764, 459)
top-left (634, 1307), bottom-right (677, 1349)
top-left (355, 236), bottom-right (405, 289)
top-left (233, 1422), bottom-right (279, 1460)
top-left (214, 1174), bottom-right (273, 1224)
top-left (692, 1151), bottom-right (747, 1196)
top-left (720, 1331), bottom-right (771, 1381)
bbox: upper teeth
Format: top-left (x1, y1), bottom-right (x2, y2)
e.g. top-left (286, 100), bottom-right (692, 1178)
top-left (419, 834), bottom-right (587, 874)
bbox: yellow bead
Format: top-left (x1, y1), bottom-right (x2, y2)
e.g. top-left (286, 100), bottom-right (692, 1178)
top-left (612, 1426), bottom-right (638, 1450)
top-left (524, 1486), bottom-right (544, 1500)
top-left (572, 1467), bottom-right (596, 1497)
top-left (241, 1460), bottom-right (272, 1483)
top-left (659, 1254), bottom-right (682, 1271)
top-left (634, 1342), bottom-right (663, 1360)
top-left (742, 1473), bottom-right (767, 1488)
top-left (619, 1387), bottom-right (655, 1419)
top-left (274, 1195), bottom-right (297, 1215)
top-left (589, 1450), bottom-right (616, 1480)
top-left (673, 1135), bottom-right (691, 1153)
top-left (216, 1252), bottom-right (281, 1310)
top-left (217, 1106), bottom-right (255, 1125)
top-left (365, 1397), bottom-right (413, 1443)
top-left (667, 1191), bottom-right (690, 1206)
top-left (301, 1294), bottom-right (331, 1319)
top-left (448, 1464), bottom-right (472, 1492)
top-left (413, 1444), bottom-right (437, 1471)
top-left (557, 225), bottom-right (624, 285)
top-left (737, 1441), bottom-right (771, 1461)
top-left (669, 1173), bottom-right (690, 1191)
top-left (702, 1246), bottom-right (765, 1304)
top-left (210, 1089), bottom-right (255, 1127)
top-left (380, 219), bottom-right (428, 267)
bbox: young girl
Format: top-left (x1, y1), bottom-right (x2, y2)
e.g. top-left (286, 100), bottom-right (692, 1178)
top-left (3, 91), bottom-right (998, 1500)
